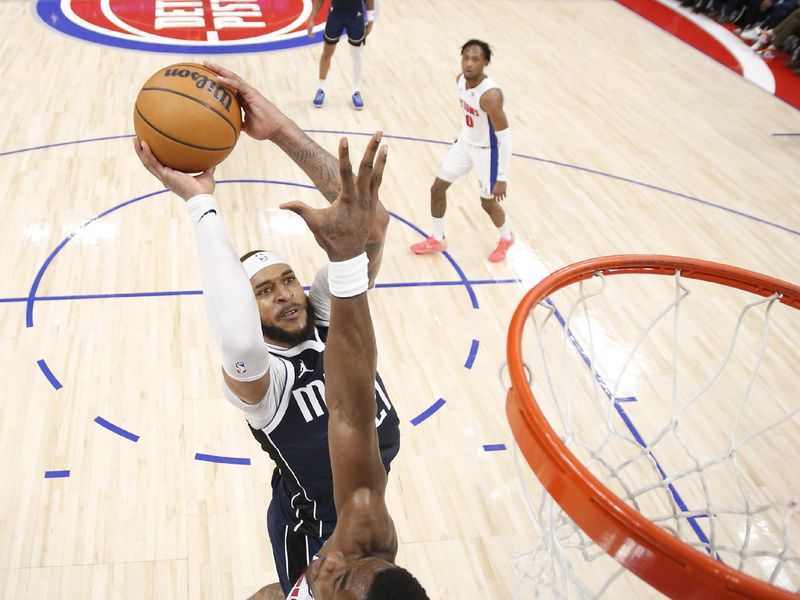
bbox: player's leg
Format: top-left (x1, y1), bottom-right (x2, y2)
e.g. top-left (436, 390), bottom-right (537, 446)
top-left (475, 146), bottom-right (514, 262)
top-left (345, 4), bottom-right (367, 110)
top-left (410, 141), bottom-right (470, 255)
top-left (314, 11), bottom-right (344, 107)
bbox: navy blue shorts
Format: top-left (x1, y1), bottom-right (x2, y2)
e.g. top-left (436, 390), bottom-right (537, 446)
top-left (324, 1), bottom-right (367, 45)
top-left (268, 498), bottom-right (327, 595)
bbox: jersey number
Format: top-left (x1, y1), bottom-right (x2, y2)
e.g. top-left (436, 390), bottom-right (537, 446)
top-left (465, 114), bottom-right (474, 128)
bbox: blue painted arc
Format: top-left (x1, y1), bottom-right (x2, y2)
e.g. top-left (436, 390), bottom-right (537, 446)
top-left (25, 180), bottom-right (481, 328)
top-left (94, 416), bottom-right (140, 442)
top-left (37, 359), bottom-right (62, 390)
top-left (482, 444), bottom-right (507, 452)
top-left (195, 453), bottom-right (251, 465)
top-left (388, 211), bottom-right (479, 309)
top-left (44, 470), bottom-right (70, 478)
top-left (465, 340), bottom-right (479, 369)
top-left (410, 398), bottom-right (447, 426)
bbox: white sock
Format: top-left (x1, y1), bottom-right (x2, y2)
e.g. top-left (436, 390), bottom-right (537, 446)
top-left (350, 44), bottom-right (363, 93)
top-left (432, 217), bottom-right (445, 241)
top-left (498, 224), bottom-right (512, 240)
top-left (317, 79), bottom-right (327, 92)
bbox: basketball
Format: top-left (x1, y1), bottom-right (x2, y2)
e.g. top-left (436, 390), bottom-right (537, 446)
top-left (133, 63), bottom-right (242, 173)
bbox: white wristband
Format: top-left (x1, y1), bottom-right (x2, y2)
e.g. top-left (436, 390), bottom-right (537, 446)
top-left (367, 9), bottom-right (375, 22)
top-left (328, 253), bottom-right (369, 298)
top-left (187, 194), bottom-right (219, 226)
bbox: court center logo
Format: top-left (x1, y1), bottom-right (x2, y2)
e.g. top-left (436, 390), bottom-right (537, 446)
top-left (36, 0), bottom-right (325, 53)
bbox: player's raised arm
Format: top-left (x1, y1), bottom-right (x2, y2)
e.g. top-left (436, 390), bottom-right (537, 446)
top-left (134, 139), bottom-right (272, 406)
top-left (280, 132), bottom-right (389, 504)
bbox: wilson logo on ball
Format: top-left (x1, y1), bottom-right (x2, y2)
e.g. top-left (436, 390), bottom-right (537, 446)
top-left (164, 68), bottom-right (234, 111)
top-left (35, 0), bottom-right (327, 54)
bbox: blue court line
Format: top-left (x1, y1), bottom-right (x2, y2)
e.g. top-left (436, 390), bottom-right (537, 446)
top-left (410, 398), bottom-right (447, 426)
top-left (518, 152), bottom-right (799, 237)
top-left (0, 134), bottom-right (135, 158)
top-left (304, 129), bottom-right (452, 146)
top-left (615, 395), bottom-right (638, 403)
top-left (390, 212), bottom-right (480, 309)
top-left (94, 416), bottom-right (140, 442)
top-left (25, 190), bottom-right (167, 327)
top-left (23, 183), bottom-right (487, 327)
top-left (36, 359), bottom-right (62, 390)
top-left (44, 470), bottom-right (70, 478)
top-left (544, 297), bottom-right (717, 558)
top-left (465, 339), bottom-right (480, 369)
top-left (194, 453), bottom-right (251, 465)
top-left (3, 131), bottom-right (795, 238)
top-left (377, 278), bottom-right (519, 289)
top-left (1, 279), bottom-right (520, 305)
top-left (483, 444), bottom-right (507, 452)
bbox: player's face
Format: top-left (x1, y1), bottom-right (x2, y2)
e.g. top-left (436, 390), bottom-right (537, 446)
top-left (249, 264), bottom-right (312, 347)
top-left (461, 45), bottom-right (488, 80)
top-left (305, 552), bottom-right (391, 599)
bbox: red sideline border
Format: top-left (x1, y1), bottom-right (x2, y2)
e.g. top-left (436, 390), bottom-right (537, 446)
top-left (616, 0), bottom-right (800, 110)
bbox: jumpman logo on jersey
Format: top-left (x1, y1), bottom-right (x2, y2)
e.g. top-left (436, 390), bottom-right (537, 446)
top-left (298, 360), bottom-right (312, 378)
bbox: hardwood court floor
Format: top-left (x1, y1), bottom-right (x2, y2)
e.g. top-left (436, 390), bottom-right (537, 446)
top-left (0, 0), bottom-right (798, 598)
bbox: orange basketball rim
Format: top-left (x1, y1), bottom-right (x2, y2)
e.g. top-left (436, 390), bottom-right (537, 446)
top-left (506, 255), bottom-right (800, 599)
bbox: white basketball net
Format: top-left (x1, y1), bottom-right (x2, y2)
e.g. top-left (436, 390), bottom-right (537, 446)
top-left (511, 268), bottom-right (800, 598)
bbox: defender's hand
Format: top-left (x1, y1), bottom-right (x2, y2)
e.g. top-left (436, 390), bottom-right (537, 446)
top-left (204, 62), bottom-right (289, 142)
top-left (134, 139), bottom-right (215, 201)
top-left (281, 132), bottom-right (388, 262)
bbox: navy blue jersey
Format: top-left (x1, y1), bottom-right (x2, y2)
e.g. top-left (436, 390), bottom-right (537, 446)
top-left (248, 323), bottom-right (400, 539)
top-left (331, 0), bottom-right (363, 13)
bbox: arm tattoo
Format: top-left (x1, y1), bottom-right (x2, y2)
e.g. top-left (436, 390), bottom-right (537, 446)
top-left (273, 128), bottom-right (341, 204)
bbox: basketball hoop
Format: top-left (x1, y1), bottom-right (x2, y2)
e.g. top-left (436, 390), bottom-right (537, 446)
top-left (506, 255), bottom-right (800, 598)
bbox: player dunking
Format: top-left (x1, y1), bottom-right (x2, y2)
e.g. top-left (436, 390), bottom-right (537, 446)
top-left (134, 64), bottom-right (401, 598)
top-left (410, 39), bottom-right (515, 263)
top-left (307, 0), bottom-right (375, 110)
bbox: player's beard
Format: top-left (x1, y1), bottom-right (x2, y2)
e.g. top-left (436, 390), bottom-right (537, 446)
top-left (261, 299), bottom-right (317, 346)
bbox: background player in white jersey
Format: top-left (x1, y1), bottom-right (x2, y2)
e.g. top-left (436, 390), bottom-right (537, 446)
top-left (278, 130), bottom-right (429, 600)
top-left (134, 63), bottom-right (401, 599)
top-left (410, 39), bottom-right (514, 263)
top-left (307, 0), bottom-right (375, 110)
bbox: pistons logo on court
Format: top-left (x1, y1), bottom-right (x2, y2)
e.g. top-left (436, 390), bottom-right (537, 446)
top-left (36, 0), bottom-right (327, 54)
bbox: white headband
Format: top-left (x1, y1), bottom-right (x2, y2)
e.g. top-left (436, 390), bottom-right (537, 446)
top-left (242, 251), bottom-right (290, 280)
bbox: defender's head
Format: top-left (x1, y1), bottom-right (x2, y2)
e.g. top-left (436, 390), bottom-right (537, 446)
top-left (305, 552), bottom-right (429, 599)
top-left (241, 250), bottom-right (316, 347)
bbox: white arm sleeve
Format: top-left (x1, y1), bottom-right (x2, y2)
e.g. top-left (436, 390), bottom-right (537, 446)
top-left (495, 127), bottom-right (512, 181)
top-left (187, 194), bottom-right (270, 383)
top-left (308, 264), bottom-right (332, 324)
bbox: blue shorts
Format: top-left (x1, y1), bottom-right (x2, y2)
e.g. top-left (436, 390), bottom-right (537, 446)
top-left (268, 495), bottom-right (328, 595)
top-left (324, 1), bottom-right (367, 45)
